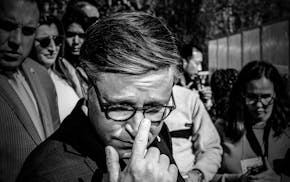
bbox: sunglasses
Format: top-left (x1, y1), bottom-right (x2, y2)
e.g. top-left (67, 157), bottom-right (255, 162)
top-left (35, 35), bottom-right (63, 48)
top-left (0, 19), bottom-right (38, 36)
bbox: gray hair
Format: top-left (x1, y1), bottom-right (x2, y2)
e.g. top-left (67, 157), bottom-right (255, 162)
top-left (79, 12), bottom-right (181, 81)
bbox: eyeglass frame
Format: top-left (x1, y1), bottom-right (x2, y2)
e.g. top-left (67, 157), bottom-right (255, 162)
top-left (243, 93), bottom-right (275, 107)
top-left (91, 82), bottom-right (176, 122)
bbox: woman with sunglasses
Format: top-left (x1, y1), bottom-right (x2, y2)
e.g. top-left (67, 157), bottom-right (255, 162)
top-left (213, 61), bottom-right (290, 182)
top-left (30, 15), bottom-right (82, 122)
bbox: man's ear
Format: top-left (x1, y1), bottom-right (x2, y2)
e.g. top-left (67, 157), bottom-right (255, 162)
top-left (75, 66), bottom-right (90, 99)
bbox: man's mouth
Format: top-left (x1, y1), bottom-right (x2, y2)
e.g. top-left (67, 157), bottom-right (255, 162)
top-left (2, 51), bottom-right (21, 60)
top-left (44, 54), bottom-right (57, 59)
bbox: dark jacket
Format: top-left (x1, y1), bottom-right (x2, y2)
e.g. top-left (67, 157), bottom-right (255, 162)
top-left (0, 58), bottom-right (60, 182)
top-left (17, 99), bottom-right (185, 182)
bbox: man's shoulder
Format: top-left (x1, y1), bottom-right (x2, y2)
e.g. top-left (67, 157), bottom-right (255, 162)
top-left (18, 137), bottom-right (96, 181)
top-left (20, 139), bottom-right (69, 173)
top-left (173, 85), bottom-right (200, 99)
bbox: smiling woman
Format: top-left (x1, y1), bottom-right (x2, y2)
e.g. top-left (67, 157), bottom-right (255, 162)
top-left (29, 15), bottom-right (82, 122)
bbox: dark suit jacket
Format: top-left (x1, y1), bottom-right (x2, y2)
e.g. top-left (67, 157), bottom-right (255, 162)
top-left (0, 58), bottom-right (60, 182)
top-left (17, 99), bottom-right (185, 182)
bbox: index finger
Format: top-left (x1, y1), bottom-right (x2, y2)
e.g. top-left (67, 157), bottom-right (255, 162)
top-left (131, 118), bottom-right (151, 161)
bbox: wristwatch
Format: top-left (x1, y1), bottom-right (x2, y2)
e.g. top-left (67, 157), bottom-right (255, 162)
top-left (191, 169), bottom-right (205, 182)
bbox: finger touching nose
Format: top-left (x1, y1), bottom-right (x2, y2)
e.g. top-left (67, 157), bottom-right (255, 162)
top-left (125, 111), bottom-right (145, 137)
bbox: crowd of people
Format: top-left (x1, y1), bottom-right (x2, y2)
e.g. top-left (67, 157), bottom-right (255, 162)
top-left (0, 0), bottom-right (289, 182)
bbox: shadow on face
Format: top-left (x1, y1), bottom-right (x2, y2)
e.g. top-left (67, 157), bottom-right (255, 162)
top-left (0, 0), bottom-right (39, 71)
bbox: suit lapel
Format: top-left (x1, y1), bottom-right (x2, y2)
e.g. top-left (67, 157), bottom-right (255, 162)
top-left (22, 59), bottom-right (55, 138)
top-left (0, 74), bottom-right (41, 144)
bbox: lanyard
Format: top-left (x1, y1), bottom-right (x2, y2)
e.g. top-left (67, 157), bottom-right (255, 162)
top-left (245, 121), bottom-right (271, 158)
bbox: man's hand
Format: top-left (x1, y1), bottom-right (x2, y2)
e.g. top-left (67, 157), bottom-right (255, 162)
top-left (105, 118), bottom-right (178, 182)
top-left (198, 86), bottom-right (212, 110)
top-left (248, 158), bottom-right (281, 182)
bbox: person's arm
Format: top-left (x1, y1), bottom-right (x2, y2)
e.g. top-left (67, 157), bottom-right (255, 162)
top-left (191, 97), bottom-right (223, 182)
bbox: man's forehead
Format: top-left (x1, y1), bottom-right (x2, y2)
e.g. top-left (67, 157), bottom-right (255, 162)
top-left (0, 0), bottom-right (39, 24)
top-left (94, 68), bottom-right (175, 99)
top-left (97, 68), bottom-right (175, 86)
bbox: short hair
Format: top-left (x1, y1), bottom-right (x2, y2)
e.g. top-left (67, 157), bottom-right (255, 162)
top-left (179, 43), bottom-right (202, 63)
top-left (61, 0), bottom-right (95, 31)
top-left (79, 12), bottom-right (181, 81)
top-left (224, 60), bottom-right (290, 142)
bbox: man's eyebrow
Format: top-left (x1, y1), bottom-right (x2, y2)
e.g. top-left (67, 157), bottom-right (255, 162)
top-left (102, 98), bottom-right (166, 106)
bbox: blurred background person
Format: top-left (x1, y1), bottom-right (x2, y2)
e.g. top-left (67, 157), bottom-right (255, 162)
top-left (30, 15), bottom-right (81, 121)
top-left (62, 0), bottom-right (99, 68)
top-left (178, 43), bottom-right (213, 110)
top-left (209, 68), bottom-right (238, 123)
top-left (213, 61), bottom-right (290, 182)
top-left (165, 85), bottom-right (222, 182)
top-left (74, 0), bottom-right (100, 21)
top-left (0, 0), bottom-right (60, 181)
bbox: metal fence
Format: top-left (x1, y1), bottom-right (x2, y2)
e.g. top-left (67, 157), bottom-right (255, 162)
top-left (207, 19), bottom-right (290, 93)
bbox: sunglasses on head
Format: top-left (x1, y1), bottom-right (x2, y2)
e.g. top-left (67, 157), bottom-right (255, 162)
top-left (35, 35), bottom-right (63, 48)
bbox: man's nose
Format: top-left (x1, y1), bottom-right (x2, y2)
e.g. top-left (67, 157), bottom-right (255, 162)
top-left (255, 98), bottom-right (264, 107)
top-left (9, 28), bottom-right (22, 49)
top-left (73, 35), bottom-right (80, 44)
top-left (125, 111), bottom-right (145, 137)
top-left (47, 39), bottom-right (57, 51)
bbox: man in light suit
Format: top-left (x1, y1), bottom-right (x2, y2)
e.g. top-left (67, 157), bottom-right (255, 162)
top-left (0, 0), bottom-right (60, 181)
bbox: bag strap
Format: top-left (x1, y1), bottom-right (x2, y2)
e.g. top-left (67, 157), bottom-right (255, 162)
top-left (245, 121), bottom-right (271, 158)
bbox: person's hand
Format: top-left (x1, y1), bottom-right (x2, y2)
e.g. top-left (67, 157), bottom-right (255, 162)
top-left (105, 118), bottom-right (178, 182)
top-left (239, 170), bottom-right (251, 182)
top-left (198, 86), bottom-right (213, 110)
top-left (184, 169), bottom-right (204, 182)
top-left (184, 81), bottom-right (194, 89)
top-left (198, 86), bottom-right (212, 101)
top-left (248, 158), bottom-right (281, 182)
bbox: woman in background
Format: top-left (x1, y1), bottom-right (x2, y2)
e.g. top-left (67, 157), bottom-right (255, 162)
top-left (213, 61), bottom-right (290, 182)
top-left (61, 0), bottom-right (98, 68)
top-left (30, 15), bottom-right (82, 121)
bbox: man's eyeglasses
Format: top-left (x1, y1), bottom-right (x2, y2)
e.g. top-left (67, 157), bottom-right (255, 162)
top-left (0, 19), bottom-right (38, 36)
top-left (35, 35), bottom-right (63, 48)
top-left (93, 84), bottom-right (176, 123)
top-left (244, 93), bottom-right (275, 107)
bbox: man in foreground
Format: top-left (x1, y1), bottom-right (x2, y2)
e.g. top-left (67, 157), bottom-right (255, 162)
top-left (18, 12), bottom-right (185, 182)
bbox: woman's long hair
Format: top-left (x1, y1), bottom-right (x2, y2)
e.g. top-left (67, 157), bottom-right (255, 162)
top-left (224, 60), bottom-right (290, 143)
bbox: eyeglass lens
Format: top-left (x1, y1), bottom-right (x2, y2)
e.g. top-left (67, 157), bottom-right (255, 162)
top-left (106, 105), bottom-right (172, 122)
top-left (245, 93), bottom-right (274, 106)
